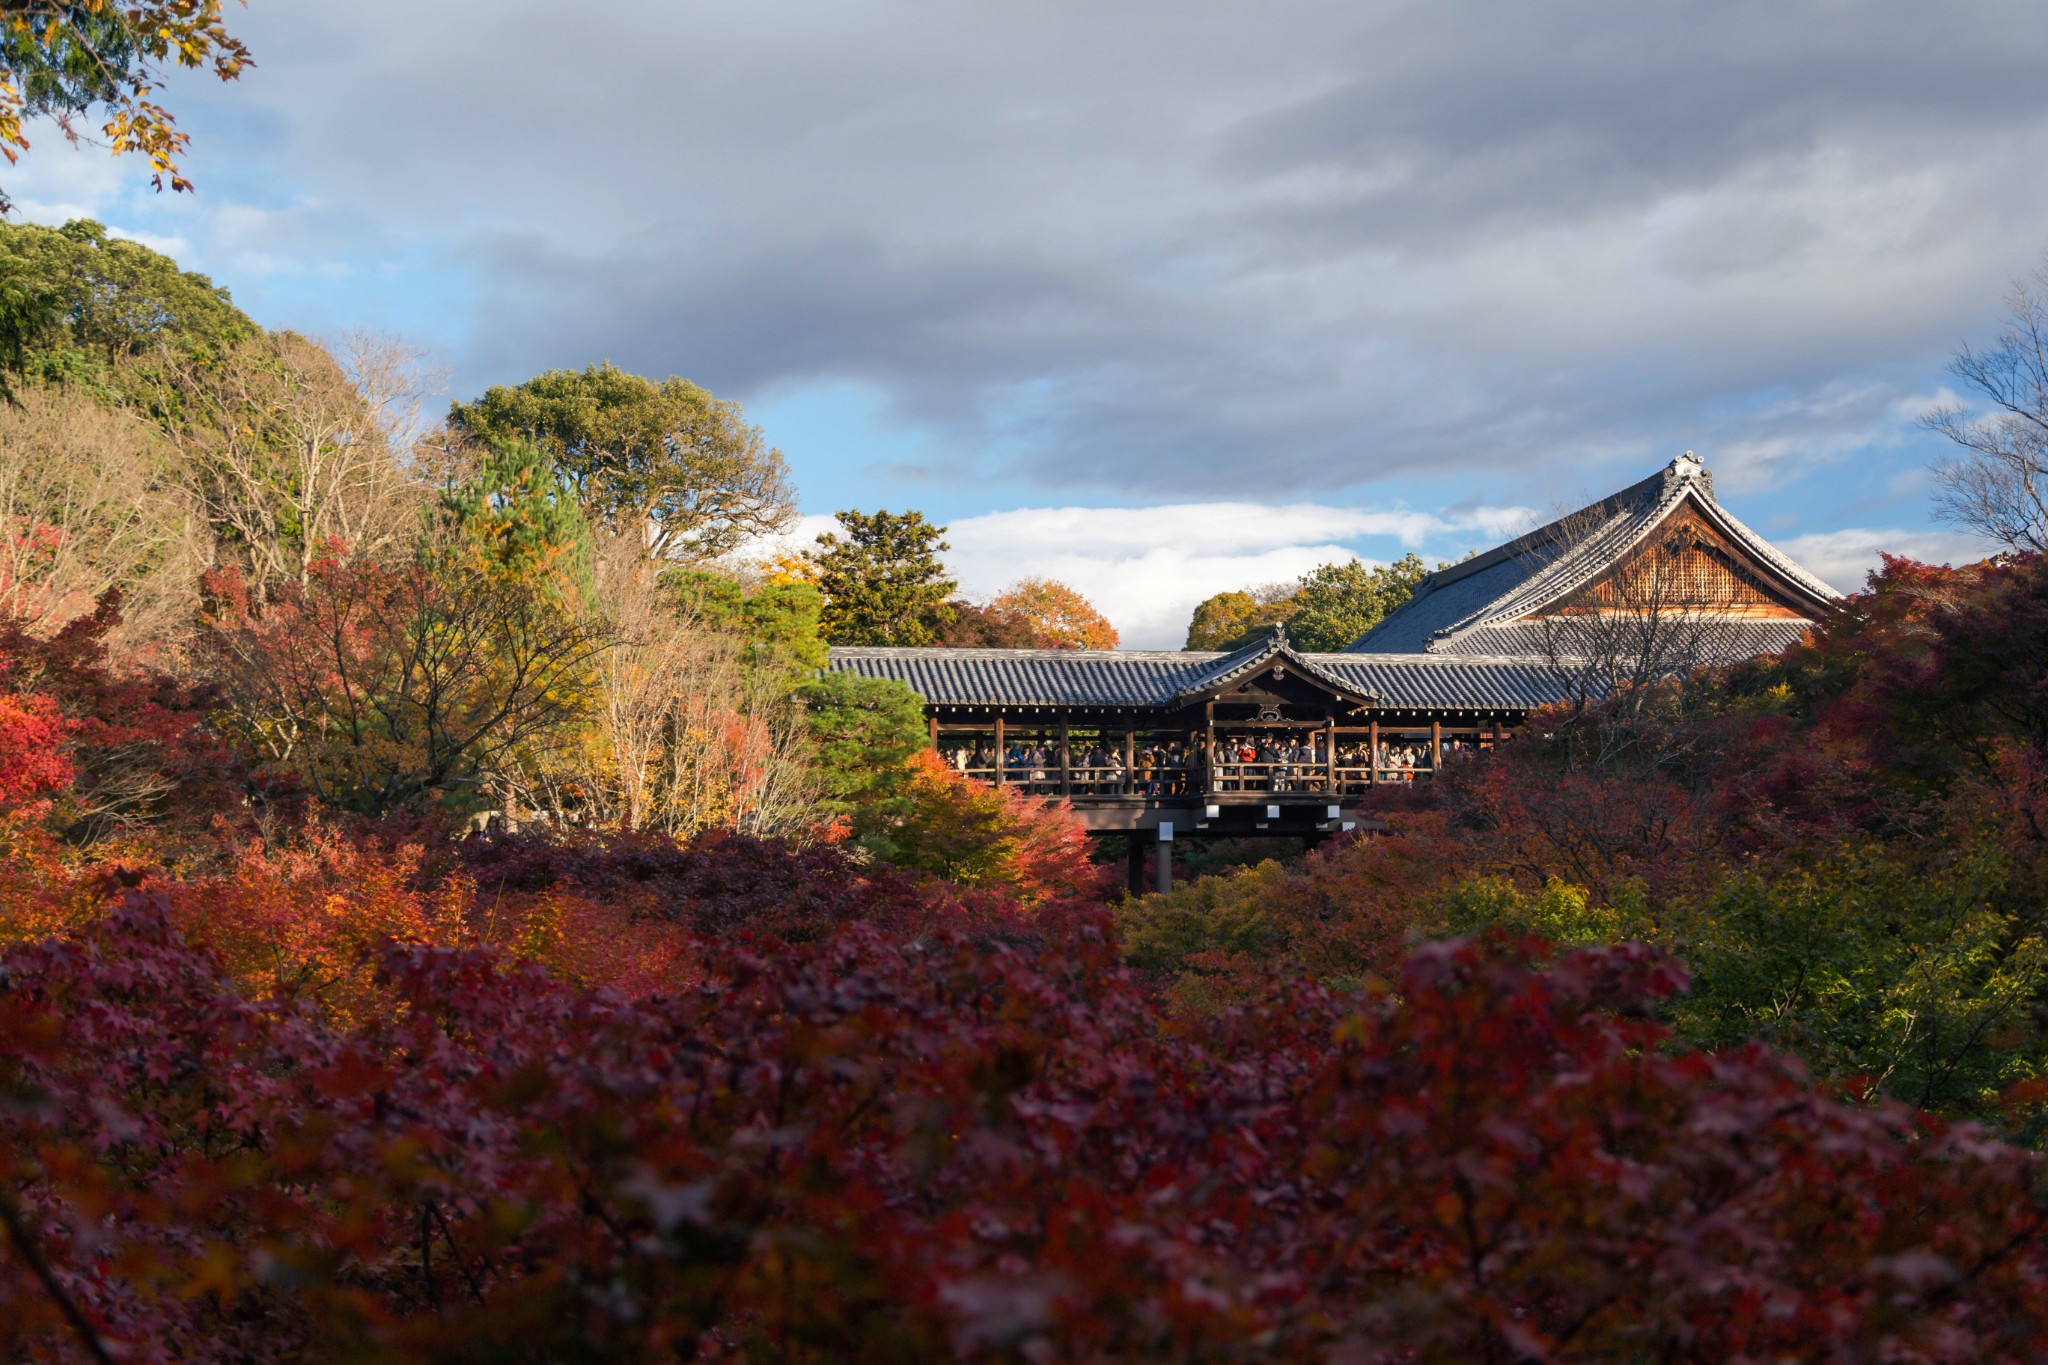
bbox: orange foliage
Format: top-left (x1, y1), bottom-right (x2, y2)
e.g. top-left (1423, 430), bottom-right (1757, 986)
top-left (0, 813), bottom-right (109, 945)
top-left (0, 817), bottom-right (699, 1021)
top-left (0, 690), bottom-right (71, 809)
top-left (154, 828), bottom-right (474, 1024)
top-left (987, 576), bottom-right (1119, 649)
top-left (885, 749), bottom-right (1109, 905)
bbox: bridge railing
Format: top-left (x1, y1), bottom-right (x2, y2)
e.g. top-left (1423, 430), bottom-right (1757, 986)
top-left (949, 760), bottom-right (1440, 801)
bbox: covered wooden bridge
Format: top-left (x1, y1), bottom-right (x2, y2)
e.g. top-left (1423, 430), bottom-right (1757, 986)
top-left (826, 455), bottom-right (1842, 891)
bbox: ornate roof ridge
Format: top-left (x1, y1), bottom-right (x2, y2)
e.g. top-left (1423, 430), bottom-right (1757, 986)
top-left (1168, 629), bottom-right (1378, 706)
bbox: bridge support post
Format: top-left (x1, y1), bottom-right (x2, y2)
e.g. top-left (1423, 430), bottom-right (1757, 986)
top-left (1156, 822), bottom-right (1174, 895)
top-left (1126, 837), bottom-right (1146, 896)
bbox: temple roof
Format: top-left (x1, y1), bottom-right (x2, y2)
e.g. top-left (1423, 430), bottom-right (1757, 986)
top-left (827, 644), bottom-right (1572, 712)
top-left (1344, 454), bottom-right (1838, 658)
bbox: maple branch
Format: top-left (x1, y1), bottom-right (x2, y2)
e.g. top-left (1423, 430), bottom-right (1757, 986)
top-left (0, 1183), bottom-right (116, 1365)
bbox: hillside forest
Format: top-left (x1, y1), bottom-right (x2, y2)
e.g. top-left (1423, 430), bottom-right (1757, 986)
top-left (12, 220), bottom-right (2048, 1362)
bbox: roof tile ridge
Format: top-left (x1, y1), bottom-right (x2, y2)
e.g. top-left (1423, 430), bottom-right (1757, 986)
top-left (1425, 503), bottom-right (1644, 647)
top-left (1271, 636), bottom-right (1385, 695)
top-left (1170, 633), bottom-right (1379, 705)
top-left (828, 646), bottom-right (1212, 660)
top-left (1419, 463), bottom-right (1673, 595)
top-left (1321, 650), bottom-right (1562, 667)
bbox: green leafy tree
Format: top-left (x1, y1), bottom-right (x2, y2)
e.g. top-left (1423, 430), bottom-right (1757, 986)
top-left (1116, 860), bottom-right (1290, 973)
top-left (1659, 840), bottom-right (2048, 1117)
top-left (440, 438), bottom-right (591, 582)
top-left (1408, 841), bottom-right (2048, 1121)
top-left (1183, 586), bottom-right (1294, 651)
top-left (1440, 874), bottom-right (1622, 947)
top-left (812, 509), bottom-right (956, 646)
top-left (1182, 556), bottom-right (1435, 652)
top-left (793, 671), bottom-right (927, 827)
top-left (660, 566), bottom-right (827, 673)
top-left (448, 362), bottom-right (796, 561)
top-left (0, 218), bottom-right (254, 381)
top-left (0, 8), bottom-right (253, 374)
top-left (1284, 552), bottom-right (1433, 651)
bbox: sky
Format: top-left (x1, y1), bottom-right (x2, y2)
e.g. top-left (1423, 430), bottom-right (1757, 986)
top-left (9, 0), bottom-right (2039, 644)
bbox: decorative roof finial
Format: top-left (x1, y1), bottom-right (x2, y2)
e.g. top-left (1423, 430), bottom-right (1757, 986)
top-left (1664, 449), bottom-right (1712, 496)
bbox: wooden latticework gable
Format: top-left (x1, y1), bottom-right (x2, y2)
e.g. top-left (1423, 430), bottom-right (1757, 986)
top-left (1553, 506), bottom-right (1812, 620)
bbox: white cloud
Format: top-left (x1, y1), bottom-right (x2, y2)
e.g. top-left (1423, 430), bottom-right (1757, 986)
top-left (946, 503), bottom-right (1449, 555)
top-left (6, 138), bottom-right (127, 227)
top-left (104, 225), bottom-right (190, 259)
top-left (762, 501), bottom-right (1530, 648)
top-left (951, 540), bottom-right (1356, 649)
top-left (1777, 527), bottom-right (1992, 593)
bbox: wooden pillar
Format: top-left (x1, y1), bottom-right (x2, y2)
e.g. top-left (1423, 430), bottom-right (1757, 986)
top-left (1126, 837), bottom-right (1147, 896)
top-left (1368, 719), bottom-right (1379, 787)
top-left (993, 715), bottom-right (1005, 787)
top-left (1324, 715), bottom-right (1337, 792)
top-left (1058, 716), bottom-right (1071, 798)
top-left (1204, 701), bottom-right (1217, 798)
top-left (1430, 718), bottom-right (1442, 772)
top-left (1156, 824), bottom-right (1173, 894)
top-left (1123, 726), bottom-right (1136, 797)
top-left (928, 714), bottom-right (940, 750)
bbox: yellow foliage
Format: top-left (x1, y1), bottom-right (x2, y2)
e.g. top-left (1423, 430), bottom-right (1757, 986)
top-left (761, 550), bottom-right (822, 587)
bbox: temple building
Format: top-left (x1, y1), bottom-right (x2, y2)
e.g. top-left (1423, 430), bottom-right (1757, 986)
top-left (826, 454), bottom-right (1841, 889)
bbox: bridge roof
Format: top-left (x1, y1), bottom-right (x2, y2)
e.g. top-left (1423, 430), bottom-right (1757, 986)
top-left (827, 644), bottom-right (1572, 712)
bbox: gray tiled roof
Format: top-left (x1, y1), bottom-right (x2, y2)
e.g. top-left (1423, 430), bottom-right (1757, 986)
top-left (1422, 617), bottom-right (1816, 660)
top-left (1346, 456), bottom-right (1838, 659)
top-left (830, 648), bottom-right (1204, 707)
top-left (1312, 656), bottom-right (1576, 710)
top-left (828, 647), bottom-right (1572, 712)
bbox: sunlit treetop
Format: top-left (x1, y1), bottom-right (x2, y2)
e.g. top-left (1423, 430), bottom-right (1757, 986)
top-left (0, 0), bottom-right (252, 204)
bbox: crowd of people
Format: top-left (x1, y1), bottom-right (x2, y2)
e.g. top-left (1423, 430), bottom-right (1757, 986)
top-left (946, 732), bottom-right (1484, 796)
top-left (950, 741), bottom-right (1198, 796)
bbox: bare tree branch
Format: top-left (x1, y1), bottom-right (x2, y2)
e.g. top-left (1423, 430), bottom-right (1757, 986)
top-left (169, 332), bottom-right (428, 593)
top-left (513, 532), bottom-right (822, 837)
top-left (0, 382), bottom-right (198, 654)
top-left (1533, 499), bottom-right (1730, 771)
top-left (1925, 259), bottom-right (2048, 554)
